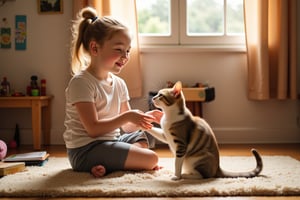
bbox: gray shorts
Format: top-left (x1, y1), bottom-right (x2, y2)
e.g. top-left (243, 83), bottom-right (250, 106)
top-left (67, 130), bottom-right (150, 174)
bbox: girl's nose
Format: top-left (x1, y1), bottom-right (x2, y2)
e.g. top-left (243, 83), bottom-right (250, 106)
top-left (121, 51), bottom-right (129, 59)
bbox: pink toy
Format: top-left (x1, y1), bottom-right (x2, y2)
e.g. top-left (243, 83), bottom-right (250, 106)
top-left (0, 140), bottom-right (7, 160)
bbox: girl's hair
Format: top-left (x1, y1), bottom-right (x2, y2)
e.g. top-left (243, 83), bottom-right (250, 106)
top-left (70, 7), bottom-right (128, 75)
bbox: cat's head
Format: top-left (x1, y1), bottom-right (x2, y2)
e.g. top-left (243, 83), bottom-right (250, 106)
top-left (152, 81), bottom-right (185, 111)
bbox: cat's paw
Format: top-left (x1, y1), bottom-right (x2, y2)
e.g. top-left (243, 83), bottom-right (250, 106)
top-left (181, 173), bottom-right (203, 179)
top-left (171, 176), bottom-right (181, 181)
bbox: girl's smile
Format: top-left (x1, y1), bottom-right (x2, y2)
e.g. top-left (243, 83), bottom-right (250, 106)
top-left (88, 30), bottom-right (131, 79)
top-left (100, 31), bottom-right (131, 73)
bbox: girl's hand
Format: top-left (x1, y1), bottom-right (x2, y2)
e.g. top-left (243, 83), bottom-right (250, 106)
top-left (125, 110), bottom-right (156, 130)
top-left (146, 110), bottom-right (163, 124)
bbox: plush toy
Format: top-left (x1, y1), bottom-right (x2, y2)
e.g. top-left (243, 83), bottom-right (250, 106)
top-left (0, 140), bottom-right (7, 160)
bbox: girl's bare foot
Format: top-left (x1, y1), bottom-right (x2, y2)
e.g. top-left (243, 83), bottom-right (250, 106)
top-left (91, 165), bottom-right (106, 178)
top-left (153, 165), bottom-right (163, 170)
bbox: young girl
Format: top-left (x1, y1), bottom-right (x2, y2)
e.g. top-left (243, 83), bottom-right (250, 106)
top-left (64, 7), bottom-right (163, 178)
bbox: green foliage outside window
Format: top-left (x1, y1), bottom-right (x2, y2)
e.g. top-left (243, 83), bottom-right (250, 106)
top-left (136, 0), bottom-right (244, 36)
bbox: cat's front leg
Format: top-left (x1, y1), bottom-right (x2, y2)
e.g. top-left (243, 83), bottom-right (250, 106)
top-left (172, 156), bottom-right (184, 180)
top-left (146, 127), bottom-right (168, 143)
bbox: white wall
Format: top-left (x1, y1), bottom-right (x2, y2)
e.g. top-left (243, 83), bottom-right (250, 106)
top-left (0, 0), bottom-right (299, 146)
top-left (134, 50), bottom-right (300, 143)
top-left (0, 0), bottom-right (71, 144)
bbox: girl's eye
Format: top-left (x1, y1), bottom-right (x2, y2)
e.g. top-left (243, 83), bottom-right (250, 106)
top-left (114, 48), bottom-right (130, 57)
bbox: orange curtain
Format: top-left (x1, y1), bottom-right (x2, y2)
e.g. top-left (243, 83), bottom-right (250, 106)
top-left (72, 0), bottom-right (143, 98)
top-left (244, 0), bottom-right (297, 100)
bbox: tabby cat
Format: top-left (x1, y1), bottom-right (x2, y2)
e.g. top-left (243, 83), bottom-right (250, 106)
top-left (147, 81), bottom-right (263, 180)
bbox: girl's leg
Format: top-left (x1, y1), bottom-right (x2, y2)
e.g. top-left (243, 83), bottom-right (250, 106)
top-left (91, 141), bottom-right (158, 175)
top-left (133, 141), bottom-right (148, 148)
top-left (84, 131), bottom-right (157, 177)
top-left (124, 144), bottom-right (158, 170)
top-left (119, 130), bottom-right (159, 170)
top-left (68, 141), bottom-right (128, 177)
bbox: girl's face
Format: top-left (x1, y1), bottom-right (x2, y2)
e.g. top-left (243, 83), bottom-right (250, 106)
top-left (97, 30), bottom-right (131, 74)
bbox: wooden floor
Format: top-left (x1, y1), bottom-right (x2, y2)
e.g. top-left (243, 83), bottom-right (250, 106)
top-left (3, 143), bottom-right (300, 200)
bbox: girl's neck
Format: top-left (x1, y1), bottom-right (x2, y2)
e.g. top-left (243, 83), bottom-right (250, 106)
top-left (87, 67), bottom-right (113, 85)
top-left (87, 66), bottom-right (107, 80)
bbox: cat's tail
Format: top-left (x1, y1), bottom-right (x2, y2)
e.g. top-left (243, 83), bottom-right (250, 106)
top-left (217, 149), bottom-right (263, 178)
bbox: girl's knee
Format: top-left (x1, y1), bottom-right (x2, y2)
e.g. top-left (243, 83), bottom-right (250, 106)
top-left (125, 147), bottom-right (159, 170)
top-left (146, 151), bottom-right (159, 169)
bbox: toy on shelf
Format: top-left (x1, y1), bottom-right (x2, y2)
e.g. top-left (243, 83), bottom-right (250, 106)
top-left (40, 79), bottom-right (46, 96)
top-left (30, 75), bottom-right (39, 96)
top-left (26, 75), bottom-right (47, 96)
top-left (0, 77), bottom-right (10, 96)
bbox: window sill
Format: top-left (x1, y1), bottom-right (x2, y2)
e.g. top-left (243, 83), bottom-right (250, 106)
top-left (139, 45), bottom-right (246, 53)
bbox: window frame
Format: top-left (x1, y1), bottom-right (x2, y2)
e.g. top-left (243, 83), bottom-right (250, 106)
top-left (137, 0), bottom-right (245, 47)
top-left (137, 0), bottom-right (179, 45)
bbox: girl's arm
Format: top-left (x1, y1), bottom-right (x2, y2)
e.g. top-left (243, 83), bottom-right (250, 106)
top-left (120, 101), bottom-right (149, 133)
top-left (121, 102), bottom-right (163, 132)
top-left (75, 101), bottom-right (155, 138)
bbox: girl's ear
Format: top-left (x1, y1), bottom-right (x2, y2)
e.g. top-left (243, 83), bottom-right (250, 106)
top-left (172, 81), bottom-right (182, 98)
top-left (89, 41), bottom-right (98, 56)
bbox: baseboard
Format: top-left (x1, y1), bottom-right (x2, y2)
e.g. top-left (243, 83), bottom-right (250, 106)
top-left (1, 127), bottom-right (299, 145)
top-left (152, 127), bottom-right (300, 146)
top-left (213, 127), bottom-right (300, 144)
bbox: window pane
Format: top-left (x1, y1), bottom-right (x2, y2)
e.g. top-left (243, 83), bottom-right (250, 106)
top-left (226, 0), bottom-right (244, 35)
top-left (136, 0), bottom-right (170, 35)
top-left (187, 0), bottom-right (224, 35)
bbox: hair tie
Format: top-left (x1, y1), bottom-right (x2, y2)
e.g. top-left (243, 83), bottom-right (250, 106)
top-left (91, 16), bottom-right (98, 23)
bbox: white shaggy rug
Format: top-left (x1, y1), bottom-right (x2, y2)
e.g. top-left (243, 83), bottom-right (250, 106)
top-left (0, 156), bottom-right (300, 197)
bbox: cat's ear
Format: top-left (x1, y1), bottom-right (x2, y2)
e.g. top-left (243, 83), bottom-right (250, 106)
top-left (172, 81), bottom-right (182, 98)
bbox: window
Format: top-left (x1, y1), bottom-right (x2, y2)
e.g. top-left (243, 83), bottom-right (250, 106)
top-left (136, 0), bottom-right (245, 46)
top-left (136, 0), bottom-right (178, 44)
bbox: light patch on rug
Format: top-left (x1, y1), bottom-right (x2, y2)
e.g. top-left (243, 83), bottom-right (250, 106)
top-left (0, 156), bottom-right (299, 197)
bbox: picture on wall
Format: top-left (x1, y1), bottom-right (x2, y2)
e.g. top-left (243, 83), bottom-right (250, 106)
top-left (15, 15), bottom-right (27, 50)
top-left (37, 0), bottom-right (63, 14)
top-left (0, 18), bottom-right (11, 49)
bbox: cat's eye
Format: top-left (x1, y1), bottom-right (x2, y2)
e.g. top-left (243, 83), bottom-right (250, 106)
top-left (153, 93), bottom-right (163, 100)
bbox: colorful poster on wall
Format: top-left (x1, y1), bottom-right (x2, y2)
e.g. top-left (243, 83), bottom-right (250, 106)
top-left (0, 18), bottom-right (11, 49)
top-left (15, 15), bottom-right (26, 50)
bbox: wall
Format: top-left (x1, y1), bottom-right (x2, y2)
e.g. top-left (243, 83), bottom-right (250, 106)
top-left (133, 50), bottom-right (300, 143)
top-left (0, 0), bottom-right (299, 146)
top-left (0, 0), bottom-right (71, 144)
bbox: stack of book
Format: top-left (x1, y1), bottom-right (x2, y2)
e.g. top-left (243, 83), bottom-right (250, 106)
top-left (1, 151), bottom-right (50, 176)
top-left (3, 151), bottom-right (50, 166)
top-left (0, 162), bottom-right (25, 177)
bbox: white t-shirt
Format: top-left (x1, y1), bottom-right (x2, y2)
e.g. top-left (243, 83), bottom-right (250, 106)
top-left (63, 71), bottom-right (130, 149)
